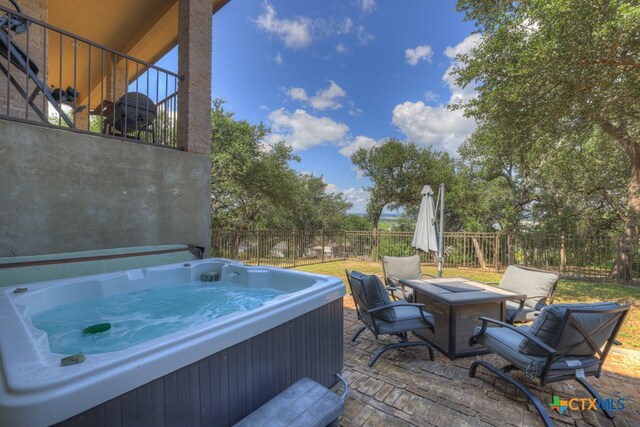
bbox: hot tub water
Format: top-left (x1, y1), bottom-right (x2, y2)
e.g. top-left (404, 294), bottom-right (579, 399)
top-left (31, 281), bottom-right (284, 354)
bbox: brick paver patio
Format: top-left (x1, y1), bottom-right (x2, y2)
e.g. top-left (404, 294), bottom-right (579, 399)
top-left (337, 299), bottom-right (640, 426)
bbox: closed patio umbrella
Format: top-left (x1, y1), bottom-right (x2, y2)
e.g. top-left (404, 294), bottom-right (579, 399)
top-left (412, 185), bottom-right (439, 253)
top-left (412, 184), bottom-right (445, 277)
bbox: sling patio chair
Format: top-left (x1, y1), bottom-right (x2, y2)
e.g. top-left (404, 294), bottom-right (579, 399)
top-left (491, 265), bottom-right (559, 324)
top-left (345, 269), bottom-right (436, 367)
top-left (381, 255), bottom-right (432, 302)
top-left (468, 302), bottom-right (630, 427)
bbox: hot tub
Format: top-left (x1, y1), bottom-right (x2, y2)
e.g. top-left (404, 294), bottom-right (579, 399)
top-left (0, 258), bottom-right (345, 426)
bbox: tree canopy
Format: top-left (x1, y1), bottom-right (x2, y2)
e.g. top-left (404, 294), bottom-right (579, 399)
top-left (210, 100), bottom-right (352, 231)
top-left (452, 0), bottom-right (640, 276)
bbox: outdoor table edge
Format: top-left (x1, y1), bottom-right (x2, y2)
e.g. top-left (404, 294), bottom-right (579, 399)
top-left (399, 278), bottom-right (527, 305)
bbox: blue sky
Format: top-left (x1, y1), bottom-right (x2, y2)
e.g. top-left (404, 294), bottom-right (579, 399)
top-left (164, 0), bottom-right (480, 213)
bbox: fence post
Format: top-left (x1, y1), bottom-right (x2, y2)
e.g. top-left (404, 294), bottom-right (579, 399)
top-left (292, 231), bottom-right (297, 267)
top-left (463, 232), bottom-right (467, 269)
top-left (494, 233), bottom-right (499, 272)
top-left (321, 230), bottom-right (325, 263)
top-left (560, 234), bottom-right (566, 273)
top-left (343, 231), bottom-right (347, 259)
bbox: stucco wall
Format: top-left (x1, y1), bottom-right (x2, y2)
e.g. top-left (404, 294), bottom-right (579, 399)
top-left (0, 121), bottom-right (211, 257)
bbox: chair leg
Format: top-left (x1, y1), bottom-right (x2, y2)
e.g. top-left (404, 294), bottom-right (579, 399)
top-left (576, 377), bottom-right (615, 420)
top-left (351, 325), bottom-right (367, 342)
top-left (369, 341), bottom-right (433, 367)
top-left (470, 360), bottom-right (554, 427)
top-left (411, 332), bottom-right (435, 361)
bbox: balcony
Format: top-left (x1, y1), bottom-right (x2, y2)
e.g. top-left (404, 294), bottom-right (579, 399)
top-left (0, 0), bottom-right (227, 150)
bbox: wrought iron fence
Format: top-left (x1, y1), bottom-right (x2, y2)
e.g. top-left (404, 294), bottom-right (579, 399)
top-left (0, 3), bottom-right (180, 148)
top-left (211, 230), bottom-right (349, 269)
top-left (212, 229), bottom-right (640, 284)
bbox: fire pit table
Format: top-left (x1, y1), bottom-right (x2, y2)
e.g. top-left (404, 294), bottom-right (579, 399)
top-left (399, 277), bottom-right (526, 360)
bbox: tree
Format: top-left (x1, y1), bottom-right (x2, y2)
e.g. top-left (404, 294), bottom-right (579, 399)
top-left (260, 173), bottom-right (352, 231)
top-left (210, 99), bottom-right (300, 230)
top-left (341, 214), bottom-right (371, 231)
top-left (210, 100), bottom-right (352, 232)
top-left (351, 138), bottom-right (456, 231)
top-left (453, 0), bottom-right (640, 279)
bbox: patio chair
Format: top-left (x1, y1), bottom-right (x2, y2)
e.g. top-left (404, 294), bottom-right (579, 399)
top-left (468, 302), bottom-right (630, 427)
top-left (381, 255), bottom-right (431, 302)
top-left (493, 265), bottom-right (559, 324)
top-left (345, 269), bottom-right (436, 367)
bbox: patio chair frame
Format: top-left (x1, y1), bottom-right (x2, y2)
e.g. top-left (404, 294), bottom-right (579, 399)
top-left (381, 255), bottom-right (435, 302)
top-left (345, 269), bottom-right (435, 367)
top-left (468, 304), bottom-right (629, 427)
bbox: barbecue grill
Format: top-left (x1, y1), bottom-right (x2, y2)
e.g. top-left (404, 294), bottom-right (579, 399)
top-left (103, 92), bottom-right (157, 133)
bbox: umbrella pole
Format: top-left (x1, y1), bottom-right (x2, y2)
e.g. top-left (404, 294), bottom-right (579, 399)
top-left (437, 183), bottom-right (445, 278)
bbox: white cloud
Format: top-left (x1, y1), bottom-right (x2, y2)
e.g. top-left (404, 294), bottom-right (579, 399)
top-left (256, 3), bottom-right (358, 50)
top-left (338, 17), bottom-right (354, 34)
top-left (424, 90), bottom-right (439, 103)
top-left (336, 43), bottom-right (349, 54)
top-left (443, 33), bottom-right (481, 59)
top-left (286, 87), bottom-right (309, 101)
top-left (310, 81), bottom-right (346, 110)
top-left (360, 0), bottom-right (376, 13)
top-left (274, 52), bottom-right (283, 65)
top-left (392, 34), bottom-right (481, 153)
top-left (325, 183), bottom-right (370, 212)
top-left (339, 135), bottom-right (383, 157)
top-left (392, 101), bottom-right (475, 153)
top-left (356, 26), bottom-right (375, 44)
top-left (405, 44), bottom-right (433, 66)
top-left (348, 104), bottom-right (363, 116)
top-left (442, 33), bottom-right (482, 104)
top-left (286, 81), bottom-right (347, 111)
top-left (256, 2), bottom-right (313, 49)
top-left (265, 108), bottom-right (349, 151)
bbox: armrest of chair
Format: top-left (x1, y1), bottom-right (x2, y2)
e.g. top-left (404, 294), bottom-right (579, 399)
top-left (421, 273), bottom-right (437, 278)
top-left (505, 294), bottom-right (551, 323)
top-left (386, 275), bottom-right (401, 287)
top-left (368, 303), bottom-right (435, 332)
top-left (385, 285), bottom-right (403, 301)
top-left (469, 317), bottom-right (557, 356)
top-left (386, 275), bottom-right (412, 300)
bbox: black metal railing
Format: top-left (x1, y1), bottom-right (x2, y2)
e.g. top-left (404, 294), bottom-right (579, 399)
top-left (0, 3), bottom-right (180, 148)
top-left (212, 229), bottom-right (640, 284)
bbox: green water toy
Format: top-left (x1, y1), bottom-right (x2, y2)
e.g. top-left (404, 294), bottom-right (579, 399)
top-left (82, 323), bottom-right (112, 334)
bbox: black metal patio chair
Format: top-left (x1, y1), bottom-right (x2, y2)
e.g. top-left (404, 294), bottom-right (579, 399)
top-left (468, 302), bottom-right (629, 426)
top-left (345, 269), bottom-right (436, 367)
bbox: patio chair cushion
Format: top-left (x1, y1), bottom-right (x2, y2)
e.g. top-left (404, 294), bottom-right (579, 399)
top-left (382, 255), bottom-right (422, 283)
top-left (377, 305), bottom-right (434, 335)
top-left (499, 266), bottom-right (558, 309)
top-left (382, 255), bottom-right (422, 302)
top-left (518, 302), bottom-right (622, 357)
top-left (355, 272), bottom-right (396, 322)
top-left (505, 300), bottom-right (540, 323)
top-left (474, 326), bottom-right (600, 378)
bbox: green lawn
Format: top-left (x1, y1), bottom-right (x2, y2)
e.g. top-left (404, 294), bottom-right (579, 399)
top-left (293, 260), bottom-right (640, 351)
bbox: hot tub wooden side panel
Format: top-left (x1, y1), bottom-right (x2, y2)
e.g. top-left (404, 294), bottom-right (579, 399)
top-left (54, 298), bottom-right (344, 427)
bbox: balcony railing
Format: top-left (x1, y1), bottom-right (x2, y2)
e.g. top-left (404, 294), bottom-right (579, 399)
top-left (0, 3), bottom-right (181, 148)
